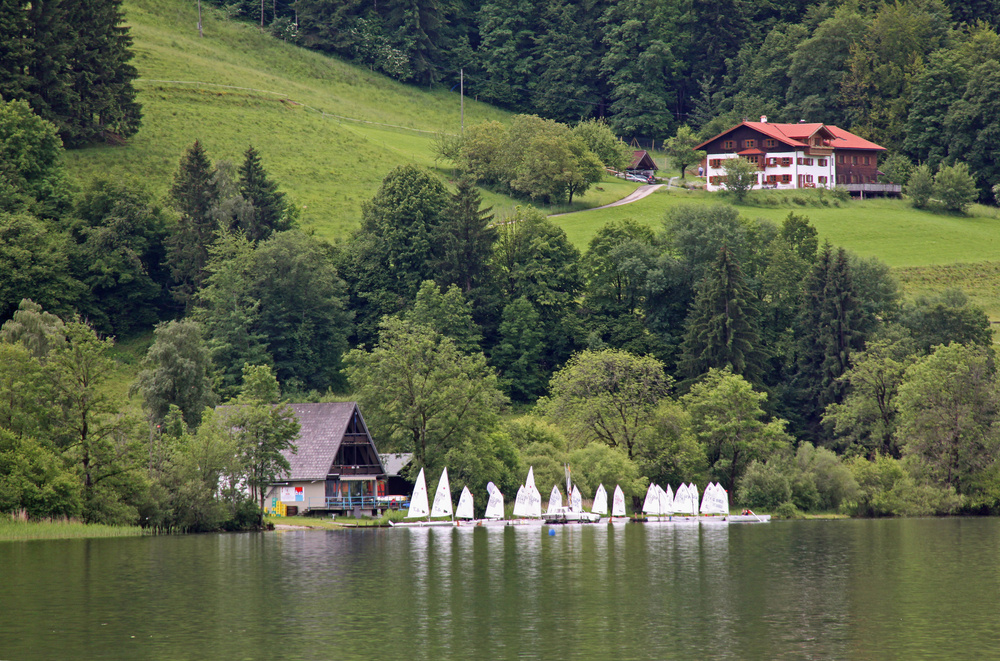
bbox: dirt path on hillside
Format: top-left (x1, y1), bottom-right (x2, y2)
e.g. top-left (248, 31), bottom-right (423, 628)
top-left (549, 184), bottom-right (665, 217)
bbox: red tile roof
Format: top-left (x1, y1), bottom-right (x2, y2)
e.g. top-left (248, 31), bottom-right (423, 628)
top-left (695, 121), bottom-right (884, 152)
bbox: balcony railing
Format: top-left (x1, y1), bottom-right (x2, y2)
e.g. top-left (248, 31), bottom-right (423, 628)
top-left (844, 183), bottom-right (902, 194)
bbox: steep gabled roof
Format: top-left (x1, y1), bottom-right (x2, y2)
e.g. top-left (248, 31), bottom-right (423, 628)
top-left (630, 150), bottom-right (658, 170)
top-left (281, 402), bottom-right (384, 480)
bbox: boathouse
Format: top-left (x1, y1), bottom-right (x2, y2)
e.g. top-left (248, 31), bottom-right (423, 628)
top-left (264, 402), bottom-right (388, 517)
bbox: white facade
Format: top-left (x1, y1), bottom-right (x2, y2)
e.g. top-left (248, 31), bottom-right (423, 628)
top-left (704, 150), bottom-right (835, 192)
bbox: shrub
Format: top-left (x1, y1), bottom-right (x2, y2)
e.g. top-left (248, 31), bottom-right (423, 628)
top-left (830, 186), bottom-right (850, 202)
top-left (934, 162), bottom-right (977, 213)
top-left (842, 455), bottom-right (961, 516)
top-left (774, 501), bottom-right (802, 519)
top-left (737, 460), bottom-right (791, 510)
top-left (906, 164), bottom-right (934, 208)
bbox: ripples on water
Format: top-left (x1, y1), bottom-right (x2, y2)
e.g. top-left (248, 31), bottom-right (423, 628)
top-left (2, 518), bottom-right (1000, 660)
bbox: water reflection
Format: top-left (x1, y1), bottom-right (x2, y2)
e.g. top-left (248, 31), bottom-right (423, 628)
top-left (3, 519), bottom-right (1000, 660)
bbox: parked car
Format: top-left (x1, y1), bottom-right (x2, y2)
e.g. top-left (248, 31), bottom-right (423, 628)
top-left (626, 173), bottom-right (651, 183)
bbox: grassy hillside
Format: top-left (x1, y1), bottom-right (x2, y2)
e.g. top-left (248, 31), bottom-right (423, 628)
top-left (551, 187), bottom-right (1000, 318)
top-left (63, 0), bottom-right (638, 240)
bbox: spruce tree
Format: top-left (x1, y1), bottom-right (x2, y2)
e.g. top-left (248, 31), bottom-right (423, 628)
top-left (237, 145), bottom-right (289, 242)
top-left (0, 0), bottom-right (32, 102)
top-left (791, 243), bottom-right (866, 442)
top-left (166, 141), bottom-right (221, 306)
top-left (678, 245), bottom-right (766, 385)
top-left (434, 177), bottom-right (496, 294)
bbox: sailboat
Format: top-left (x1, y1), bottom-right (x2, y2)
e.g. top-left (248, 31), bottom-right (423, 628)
top-left (391, 467), bottom-right (455, 527)
top-left (483, 482), bottom-right (506, 523)
top-left (670, 483), bottom-right (699, 523)
top-left (455, 486), bottom-right (475, 525)
top-left (511, 467), bottom-right (544, 525)
top-left (542, 466), bottom-right (600, 524)
top-left (609, 484), bottom-right (628, 524)
top-left (699, 482), bottom-right (729, 523)
top-left (547, 485), bottom-right (563, 514)
top-left (592, 484), bottom-right (608, 516)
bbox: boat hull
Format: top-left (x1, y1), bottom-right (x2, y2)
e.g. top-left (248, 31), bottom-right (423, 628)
top-left (728, 514), bottom-right (771, 523)
top-left (542, 508), bottom-right (601, 524)
top-left (389, 520), bottom-right (455, 527)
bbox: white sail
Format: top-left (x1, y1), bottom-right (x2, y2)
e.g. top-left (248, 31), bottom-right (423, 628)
top-left (642, 483), bottom-right (659, 514)
top-left (701, 482), bottom-right (729, 515)
top-left (664, 484), bottom-right (674, 515)
top-left (658, 484), bottom-right (672, 516)
top-left (486, 481), bottom-right (497, 496)
top-left (688, 483), bottom-right (700, 516)
top-left (570, 484), bottom-right (583, 511)
top-left (671, 483), bottom-right (689, 515)
top-left (612, 485), bottom-right (626, 517)
top-left (484, 487), bottom-right (505, 519)
top-left (429, 467), bottom-right (453, 518)
top-left (592, 483), bottom-right (608, 515)
top-left (512, 485), bottom-right (528, 517)
top-left (547, 485), bottom-right (563, 514)
top-left (527, 483), bottom-right (543, 518)
top-left (456, 486), bottom-right (474, 519)
top-left (526, 466), bottom-right (536, 492)
top-left (405, 467), bottom-right (430, 518)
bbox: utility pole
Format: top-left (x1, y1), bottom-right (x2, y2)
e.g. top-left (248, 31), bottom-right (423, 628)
top-left (197, 0), bottom-right (203, 37)
top-left (261, 0), bottom-right (264, 27)
top-left (460, 68), bottom-right (464, 134)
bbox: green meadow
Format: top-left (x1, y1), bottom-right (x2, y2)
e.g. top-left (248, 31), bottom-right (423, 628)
top-left (62, 0), bottom-right (638, 240)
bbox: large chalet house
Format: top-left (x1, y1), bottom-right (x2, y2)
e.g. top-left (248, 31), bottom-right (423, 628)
top-left (695, 117), bottom-right (888, 193)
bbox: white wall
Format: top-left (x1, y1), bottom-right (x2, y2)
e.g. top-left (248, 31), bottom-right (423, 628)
top-left (704, 150), bottom-right (835, 192)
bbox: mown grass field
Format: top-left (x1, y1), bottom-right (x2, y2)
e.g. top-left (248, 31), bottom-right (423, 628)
top-left (62, 0), bottom-right (637, 240)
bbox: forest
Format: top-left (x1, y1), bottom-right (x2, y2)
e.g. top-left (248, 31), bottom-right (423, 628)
top-left (215, 0), bottom-right (1000, 199)
top-left (4, 0), bottom-right (1000, 530)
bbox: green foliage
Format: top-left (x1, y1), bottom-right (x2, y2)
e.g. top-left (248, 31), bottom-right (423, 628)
top-left (682, 367), bottom-right (791, 493)
top-left (663, 204), bottom-right (748, 283)
top-left (132, 320), bottom-right (216, 428)
top-left (880, 153), bottom-right (914, 185)
top-left (780, 212), bottom-right (818, 262)
top-left (896, 343), bottom-right (1000, 495)
top-left (905, 163), bottom-right (934, 208)
top-left (0, 429), bottom-right (82, 519)
top-left (933, 162), bottom-right (978, 213)
top-left (736, 460), bottom-right (791, 510)
top-left (236, 145), bottom-right (291, 241)
top-left (492, 297), bottom-right (547, 402)
top-left (899, 289), bottom-right (992, 355)
top-left (844, 454), bottom-right (961, 517)
top-left (0, 99), bottom-right (64, 211)
top-left (542, 349), bottom-right (672, 459)
top-left (634, 399), bottom-right (709, 489)
top-left (225, 364), bottom-right (300, 517)
top-left (721, 157), bottom-right (759, 202)
top-left (679, 246), bottom-right (766, 385)
top-left (823, 327), bottom-right (915, 457)
top-left (567, 442), bottom-right (646, 501)
top-left (433, 177), bottom-right (496, 295)
top-left (572, 119), bottom-right (631, 172)
top-left (344, 317), bottom-right (507, 473)
top-left (406, 281), bottom-right (482, 354)
top-left (663, 126), bottom-right (707, 178)
top-left (0, 213), bottom-right (82, 322)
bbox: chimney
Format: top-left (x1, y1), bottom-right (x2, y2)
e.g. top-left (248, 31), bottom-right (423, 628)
top-left (760, 115), bottom-right (767, 123)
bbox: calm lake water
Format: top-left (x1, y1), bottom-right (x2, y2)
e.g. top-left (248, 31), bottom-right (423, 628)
top-left (2, 518), bottom-right (999, 660)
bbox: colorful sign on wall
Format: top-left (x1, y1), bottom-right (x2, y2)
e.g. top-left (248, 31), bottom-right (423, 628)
top-left (280, 486), bottom-right (304, 502)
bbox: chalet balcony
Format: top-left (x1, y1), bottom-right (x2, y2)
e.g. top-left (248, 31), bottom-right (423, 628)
top-left (806, 146), bottom-right (833, 157)
top-left (844, 183), bottom-right (902, 197)
top-left (329, 464), bottom-right (384, 477)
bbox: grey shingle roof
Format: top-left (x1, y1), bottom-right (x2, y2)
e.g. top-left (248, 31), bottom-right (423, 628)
top-left (380, 452), bottom-right (413, 477)
top-left (280, 402), bottom-right (383, 480)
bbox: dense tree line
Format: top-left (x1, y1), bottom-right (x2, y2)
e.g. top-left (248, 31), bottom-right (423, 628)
top-left (211, 0), bottom-right (1000, 200)
top-left (4, 98), bottom-right (1000, 525)
top-left (0, 0), bottom-right (141, 145)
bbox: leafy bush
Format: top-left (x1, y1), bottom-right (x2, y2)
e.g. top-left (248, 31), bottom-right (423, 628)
top-left (830, 186), bottom-right (850, 202)
top-left (737, 460), bottom-right (791, 510)
top-left (842, 455), bottom-right (961, 516)
top-left (906, 164), bottom-right (934, 208)
top-left (774, 501), bottom-right (802, 519)
top-left (934, 162), bottom-right (977, 213)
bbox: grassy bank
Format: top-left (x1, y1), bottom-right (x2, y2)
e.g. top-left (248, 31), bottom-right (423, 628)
top-left (0, 518), bottom-right (149, 542)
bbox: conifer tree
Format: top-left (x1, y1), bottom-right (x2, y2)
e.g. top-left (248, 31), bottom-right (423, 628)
top-left (0, 0), bottom-right (32, 101)
top-left (166, 141), bottom-right (221, 306)
top-left (792, 243), bottom-right (866, 442)
top-left (678, 245), bottom-right (766, 385)
top-left (237, 145), bottom-right (289, 242)
top-left (434, 177), bottom-right (496, 294)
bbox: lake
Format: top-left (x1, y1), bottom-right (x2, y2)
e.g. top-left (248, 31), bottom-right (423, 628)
top-left (2, 518), bottom-right (998, 660)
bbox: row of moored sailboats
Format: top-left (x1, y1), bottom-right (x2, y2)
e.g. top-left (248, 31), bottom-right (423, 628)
top-left (388, 466), bottom-right (770, 527)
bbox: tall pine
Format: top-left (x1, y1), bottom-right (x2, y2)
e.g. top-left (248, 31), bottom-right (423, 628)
top-left (434, 177), bottom-right (496, 294)
top-left (678, 245), bottom-right (766, 385)
top-left (237, 145), bottom-right (289, 242)
top-left (166, 141), bottom-right (221, 306)
top-left (0, 0), bottom-right (32, 101)
top-left (791, 243), bottom-right (866, 443)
